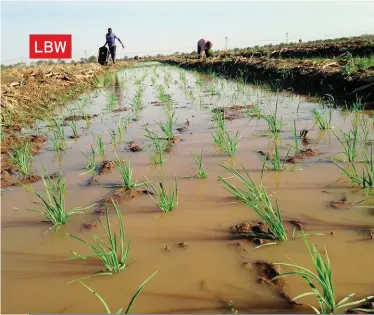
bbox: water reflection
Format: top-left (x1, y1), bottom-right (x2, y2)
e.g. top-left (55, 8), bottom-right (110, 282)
top-left (114, 73), bottom-right (125, 107)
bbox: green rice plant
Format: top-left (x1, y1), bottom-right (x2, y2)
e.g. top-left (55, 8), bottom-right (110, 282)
top-left (211, 109), bottom-right (226, 131)
top-left (155, 111), bottom-right (175, 140)
top-left (266, 140), bottom-right (291, 171)
top-left (84, 115), bottom-right (92, 131)
top-left (80, 146), bottom-right (97, 174)
top-left (116, 118), bottom-right (130, 143)
top-left (110, 129), bottom-right (117, 145)
top-left (51, 128), bottom-right (64, 151)
top-left (145, 145), bottom-right (164, 165)
top-left (192, 150), bottom-right (208, 179)
top-left (8, 140), bottom-right (33, 177)
top-left (143, 125), bottom-right (170, 152)
top-left (104, 73), bottom-right (115, 88)
top-left (333, 124), bottom-right (359, 162)
top-left (311, 108), bottom-right (333, 130)
top-left (130, 86), bottom-right (144, 118)
top-left (157, 84), bottom-right (173, 109)
top-left (291, 120), bottom-right (300, 154)
top-left (97, 135), bottom-right (105, 157)
top-left (143, 176), bottom-right (178, 213)
top-left (27, 170), bottom-right (86, 229)
top-left (212, 128), bottom-right (241, 157)
top-left (78, 271), bottom-right (157, 314)
top-left (272, 230), bottom-right (373, 314)
top-left (263, 102), bottom-right (282, 136)
top-left (218, 163), bottom-right (287, 241)
top-left (50, 117), bottom-right (65, 138)
top-left (67, 199), bottom-right (131, 275)
top-left (106, 91), bottom-right (117, 110)
top-left (359, 116), bottom-right (371, 145)
top-left (114, 153), bottom-right (137, 189)
top-left (332, 144), bottom-right (374, 190)
top-left (69, 121), bottom-right (79, 138)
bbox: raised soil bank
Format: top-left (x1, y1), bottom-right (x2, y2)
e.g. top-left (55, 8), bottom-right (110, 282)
top-left (156, 56), bottom-right (374, 106)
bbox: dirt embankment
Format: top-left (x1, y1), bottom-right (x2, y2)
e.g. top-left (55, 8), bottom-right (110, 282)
top-left (158, 56), bottom-right (374, 106)
top-left (1, 62), bottom-right (133, 126)
top-left (0, 61), bottom-right (134, 179)
top-left (218, 36), bottom-right (374, 59)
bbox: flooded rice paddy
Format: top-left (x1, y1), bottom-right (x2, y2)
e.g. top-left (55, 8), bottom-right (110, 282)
top-left (2, 62), bottom-right (374, 314)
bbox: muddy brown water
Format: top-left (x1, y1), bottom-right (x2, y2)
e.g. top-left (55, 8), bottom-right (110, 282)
top-left (2, 63), bottom-right (374, 314)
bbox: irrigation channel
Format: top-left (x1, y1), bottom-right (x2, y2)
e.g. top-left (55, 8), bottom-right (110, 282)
top-left (2, 62), bottom-right (374, 314)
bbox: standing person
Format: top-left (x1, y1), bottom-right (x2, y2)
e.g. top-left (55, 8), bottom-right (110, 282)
top-left (103, 28), bottom-right (125, 64)
top-left (197, 38), bottom-right (213, 58)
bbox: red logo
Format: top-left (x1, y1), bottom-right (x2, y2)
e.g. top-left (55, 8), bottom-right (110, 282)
top-left (29, 34), bottom-right (72, 59)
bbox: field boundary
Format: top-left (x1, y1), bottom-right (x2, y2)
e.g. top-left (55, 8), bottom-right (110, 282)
top-left (158, 57), bottom-right (374, 107)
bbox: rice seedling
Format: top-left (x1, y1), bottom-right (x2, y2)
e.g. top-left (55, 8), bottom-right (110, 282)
top-left (192, 150), bottom-right (208, 179)
top-left (143, 125), bottom-right (170, 151)
top-left (106, 91), bottom-right (117, 111)
top-left (67, 199), bottom-right (131, 276)
top-left (114, 153), bottom-right (138, 189)
top-left (246, 103), bottom-right (264, 119)
top-left (78, 271), bottom-right (157, 314)
top-left (27, 170), bottom-right (87, 229)
top-left (266, 140), bottom-right (291, 171)
top-left (8, 140), bottom-right (33, 177)
top-left (333, 124), bottom-right (359, 163)
top-left (145, 145), bottom-right (165, 165)
top-left (143, 175), bottom-right (178, 213)
top-left (272, 230), bottom-right (373, 314)
top-left (311, 108), bottom-right (333, 130)
top-left (80, 146), bottom-right (97, 175)
top-left (116, 117), bottom-right (130, 142)
top-left (211, 109), bottom-right (226, 131)
top-left (110, 129), bottom-right (117, 145)
top-left (97, 135), bottom-right (105, 157)
top-left (263, 102), bottom-right (282, 136)
top-left (157, 84), bottom-right (173, 108)
top-left (359, 116), bottom-right (371, 145)
top-left (332, 145), bottom-right (374, 190)
top-left (155, 111), bottom-right (175, 140)
top-left (69, 121), bottom-right (79, 138)
top-left (212, 126), bottom-right (241, 157)
top-left (130, 86), bottom-right (144, 118)
top-left (291, 120), bottom-right (300, 154)
top-left (51, 128), bottom-right (65, 151)
top-left (218, 163), bottom-right (287, 241)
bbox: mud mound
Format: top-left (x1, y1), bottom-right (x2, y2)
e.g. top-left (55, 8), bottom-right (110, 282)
top-left (212, 105), bottom-right (251, 120)
top-left (254, 260), bottom-right (301, 306)
top-left (96, 188), bottom-right (153, 213)
top-left (229, 221), bottom-right (277, 241)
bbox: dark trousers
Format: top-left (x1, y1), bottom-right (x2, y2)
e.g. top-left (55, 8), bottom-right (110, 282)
top-left (109, 45), bottom-right (117, 63)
